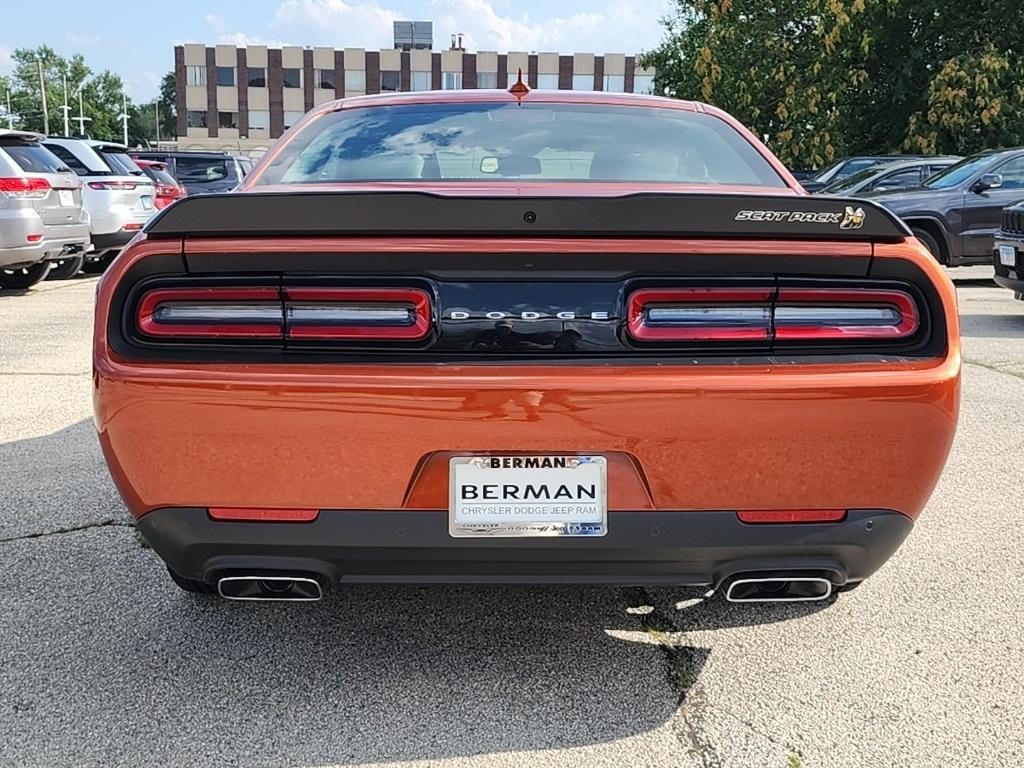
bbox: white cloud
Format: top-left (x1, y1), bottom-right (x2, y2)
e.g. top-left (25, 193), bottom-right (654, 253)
top-left (122, 70), bottom-right (161, 102)
top-left (430, 0), bottom-right (671, 54)
top-left (272, 0), bottom-right (401, 48)
top-left (66, 31), bottom-right (101, 46)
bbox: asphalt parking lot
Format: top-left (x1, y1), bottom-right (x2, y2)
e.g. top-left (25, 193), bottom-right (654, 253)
top-left (1, 267), bottom-right (1022, 768)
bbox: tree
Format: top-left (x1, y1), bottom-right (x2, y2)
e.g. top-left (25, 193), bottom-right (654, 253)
top-left (3, 45), bottom-right (132, 142)
top-left (158, 71), bottom-right (177, 139)
top-left (643, 0), bottom-right (1024, 168)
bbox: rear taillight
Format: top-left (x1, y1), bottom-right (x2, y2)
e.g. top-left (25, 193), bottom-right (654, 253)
top-left (627, 285), bottom-right (920, 345)
top-left (134, 285), bottom-right (433, 342)
top-left (627, 288), bottom-right (773, 341)
top-left (88, 181), bottom-right (138, 190)
top-left (774, 288), bottom-right (918, 340)
top-left (137, 287), bottom-right (282, 338)
top-left (0, 177), bottom-right (51, 198)
top-left (284, 287), bottom-right (431, 340)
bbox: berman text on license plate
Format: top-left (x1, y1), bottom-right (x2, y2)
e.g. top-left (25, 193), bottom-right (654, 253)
top-left (449, 455), bottom-right (607, 537)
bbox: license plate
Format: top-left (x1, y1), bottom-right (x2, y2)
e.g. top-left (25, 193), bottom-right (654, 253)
top-left (57, 189), bottom-right (74, 207)
top-left (449, 455), bottom-right (607, 537)
top-left (140, 196), bottom-right (153, 210)
top-left (999, 244), bottom-right (1017, 267)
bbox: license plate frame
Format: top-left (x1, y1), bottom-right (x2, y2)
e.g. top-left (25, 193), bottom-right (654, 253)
top-left (999, 244), bottom-right (1017, 267)
top-left (57, 189), bottom-right (75, 207)
top-left (448, 455), bottom-right (608, 538)
top-left (140, 196), bottom-right (154, 211)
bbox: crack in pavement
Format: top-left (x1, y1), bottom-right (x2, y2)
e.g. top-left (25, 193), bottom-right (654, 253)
top-left (0, 519), bottom-right (133, 545)
top-left (0, 371), bottom-right (91, 377)
top-left (964, 359), bottom-right (1024, 382)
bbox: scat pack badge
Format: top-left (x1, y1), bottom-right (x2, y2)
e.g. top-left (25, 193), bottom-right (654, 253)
top-left (734, 206), bottom-right (866, 230)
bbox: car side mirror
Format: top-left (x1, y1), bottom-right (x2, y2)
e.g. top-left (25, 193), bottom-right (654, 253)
top-left (973, 173), bottom-right (1003, 193)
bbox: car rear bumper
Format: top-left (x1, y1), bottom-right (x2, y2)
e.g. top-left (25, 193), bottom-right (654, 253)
top-left (91, 229), bottom-right (134, 252)
top-left (137, 507), bottom-right (912, 587)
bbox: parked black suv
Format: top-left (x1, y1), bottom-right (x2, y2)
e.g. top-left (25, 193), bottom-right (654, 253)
top-left (128, 151), bottom-right (247, 196)
top-left (994, 201), bottom-right (1024, 299)
top-left (866, 149), bottom-right (1024, 266)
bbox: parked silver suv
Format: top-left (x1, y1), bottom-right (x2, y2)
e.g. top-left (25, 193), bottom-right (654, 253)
top-left (0, 130), bottom-right (90, 290)
top-left (43, 138), bottom-right (156, 273)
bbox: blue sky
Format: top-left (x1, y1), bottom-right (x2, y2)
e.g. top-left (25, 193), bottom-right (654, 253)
top-left (0, 0), bottom-right (672, 101)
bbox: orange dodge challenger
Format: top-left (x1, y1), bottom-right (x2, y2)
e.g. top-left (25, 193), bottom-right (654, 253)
top-left (93, 85), bottom-right (960, 603)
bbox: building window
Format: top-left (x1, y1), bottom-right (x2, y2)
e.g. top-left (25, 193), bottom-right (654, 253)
top-left (186, 65), bottom-right (206, 87)
top-left (476, 71), bottom-right (497, 89)
top-left (632, 74), bottom-right (655, 94)
top-left (218, 111), bottom-right (239, 129)
top-left (380, 71), bottom-right (400, 91)
top-left (603, 74), bottom-right (625, 93)
top-left (411, 71), bottom-right (430, 91)
top-left (284, 110), bottom-right (305, 129)
top-left (249, 110), bottom-right (269, 131)
top-left (344, 69), bottom-right (366, 92)
top-left (282, 68), bottom-right (302, 88)
top-left (247, 67), bottom-right (266, 87)
top-left (186, 110), bottom-right (207, 128)
top-left (537, 73), bottom-right (559, 90)
top-left (443, 71), bottom-right (462, 90)
top-left (315, 68), bottom-right (335, 90)
top-left (572, 74), bottom-right (592, 90)
top-left (216, 67), bottom-right (235, 87)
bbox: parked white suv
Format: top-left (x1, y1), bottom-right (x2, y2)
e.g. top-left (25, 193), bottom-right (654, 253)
top-left (0, 130), bottom-right (90, 290)
top-left (43, 138), bottom-right (156, 273)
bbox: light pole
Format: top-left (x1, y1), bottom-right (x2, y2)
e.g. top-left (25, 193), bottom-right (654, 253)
top-left (61, 73), bottom-right (71, 136)
top-left (36, 58), bottom-right (49, 135)
top-left (74, 81), bottom-right (91, 136)
top-left (3, 88), bottom-right (12, 129)
top-left (117, 91), bottom-right (129, 146)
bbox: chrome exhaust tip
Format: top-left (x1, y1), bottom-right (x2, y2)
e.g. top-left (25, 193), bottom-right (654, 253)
top-left (217, 575), bottom-right (323, 602)
top-left (725, 576), bottom-right (832, 603)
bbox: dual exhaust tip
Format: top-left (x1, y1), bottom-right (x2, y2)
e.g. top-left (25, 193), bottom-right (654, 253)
top-left (724, 576), bottom-right (834, 603)
top-left (217, 575), bottom-right (323, 601)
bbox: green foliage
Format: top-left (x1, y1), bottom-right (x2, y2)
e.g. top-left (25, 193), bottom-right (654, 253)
top-left (643, 0), bottom-right (1024, 168)
top-left (0, 46), bottom-right (174, 145)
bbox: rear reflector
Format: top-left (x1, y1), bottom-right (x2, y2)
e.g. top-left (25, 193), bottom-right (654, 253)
top-left (137, 287), bottom-right (282, 338)
top-left (737, 509), bottom-right (847, 524)
top-left (627, 287), bottom-right (773, 341)
top-left (122, 223), bottom-right (143, 232)
top-left (208, 507), bottom-right (319, 522)
top-left (284, 287), bottom-right (432, 340)
top-left (26, 233), bottom-right (43, 243)
top-left (627, 286), bottom-right (919, 344)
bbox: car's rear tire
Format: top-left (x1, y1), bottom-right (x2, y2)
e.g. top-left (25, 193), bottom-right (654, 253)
top-left (910, 227), bottom-right (944, 264)
top-left (82, 252), bottom-right (115, 274)
top-left (167, 567), bottom-right (216, 594)
top-left (0, 262), bottom-right (52, 290)
top-left (46, 254), bottom-right (84, 280)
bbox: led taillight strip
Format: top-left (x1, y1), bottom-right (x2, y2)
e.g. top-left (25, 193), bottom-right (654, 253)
top-left (627, 286), bottom-right (920, 343)
top-left (135, 286), bottom-right (433, 341)
top-left (137, 287), bottom-right (283, 338)
top-left (284, 287), bottom-right (432, 340)
top-left (627, 287), bottom-right (774, 341)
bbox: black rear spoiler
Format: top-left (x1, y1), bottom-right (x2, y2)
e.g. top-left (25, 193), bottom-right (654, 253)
top-left (144, 191), bottom-right (910, 242)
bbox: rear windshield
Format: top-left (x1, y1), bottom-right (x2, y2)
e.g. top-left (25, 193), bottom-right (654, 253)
top-left (97, 149), bottom-right (144, 176)
top-left (175, 156), bottom-right (235, 184)
top-left (142, 165), bottom-right (179, 186)
top-left (256, 103), bottom-right (786, 187)
top-left (0, 141), bottom-right (68, 174)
